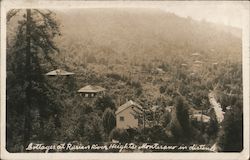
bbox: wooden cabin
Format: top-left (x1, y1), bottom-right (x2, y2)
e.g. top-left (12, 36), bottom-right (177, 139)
top-left (115, 100), bottom-right (143, 129)
top-left (78, 85), bottom-right (105, 98)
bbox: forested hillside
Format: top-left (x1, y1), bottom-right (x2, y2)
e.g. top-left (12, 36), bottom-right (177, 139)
top-left (56, 8), bottom-right (241, 63)
top-left (6, 9), bottom-right (243, 152)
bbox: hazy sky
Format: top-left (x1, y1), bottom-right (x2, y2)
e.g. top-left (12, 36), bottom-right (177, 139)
top-left (160, 1), bottom-right (245, 29)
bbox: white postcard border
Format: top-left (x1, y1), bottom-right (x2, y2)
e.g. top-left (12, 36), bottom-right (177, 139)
top-left (1, 1), bottom-right (249, 160)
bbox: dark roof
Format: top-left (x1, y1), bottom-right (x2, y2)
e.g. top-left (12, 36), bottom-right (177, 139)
top-left (78, 85), bottom-right (105, 93)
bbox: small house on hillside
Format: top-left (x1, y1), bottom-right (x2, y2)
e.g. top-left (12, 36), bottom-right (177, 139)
top-left (191, 52), bottom-right (200, 56)
top-left (78, 85), bottom-right (105, 98)
top-left (194, 60), bottom-right (203, 64)
top-left (151, 105), bottom-right (160, 112)
top-left (165, 106), bottom-right (174, 113)
top-left (189, 108), bottom-right (202, 115)
top-left (190, 114), bottom-right (210, 123)
top-left (115, 100), bottom-right (143, 129)
top-left (45, 69), bottom-right (75, 76)
top-left (189, 108), bottom-right (210, 123)
top-left (154, 68), bottom-right (165, 75)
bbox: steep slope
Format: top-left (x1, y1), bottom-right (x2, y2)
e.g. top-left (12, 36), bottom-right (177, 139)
top-left (55, 8), bottom-right (242, 63)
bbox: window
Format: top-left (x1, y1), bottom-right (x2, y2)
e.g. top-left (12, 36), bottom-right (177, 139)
top-left (120, 116), bottom-right (124, 121)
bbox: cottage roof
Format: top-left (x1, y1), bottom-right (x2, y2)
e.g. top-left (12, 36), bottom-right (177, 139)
top-left (156, 68), bottom-right (165, 73)
top-left (45, 69), bottom-right (75, 76)
top-left (191, 52), bottom-right (200, 56)
top-left (188, 107), bottom-right (203, 114)
top-left (226, 106), bottom-right (232, 110)
top-left (165, 106), bottom-right (174, 112)
top-left (194, 60), bottom-right (203, 64)
top-left (151, 105), bottom-right (159, 112)
top-left (115, 100), bottom-right (143, 115)
top-left (191, 114), bottom-right (210, 123)
top-left (78, 85), bottom-right (106, 93)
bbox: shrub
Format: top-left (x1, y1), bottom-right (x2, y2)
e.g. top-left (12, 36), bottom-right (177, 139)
top-left (109, 128), bottom-right (130, 143)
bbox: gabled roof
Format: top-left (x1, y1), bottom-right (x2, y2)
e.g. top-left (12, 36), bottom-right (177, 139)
top-left (45, 69), bottom-right (75, 76)
top-left (191, 52), bottom-right (200, 56)
top-left (115, 100), bottom-right (143, 115)
top-left (78, 85), bottom-right (105, 93)
top-left (194, 60), bottom-right (203, 64)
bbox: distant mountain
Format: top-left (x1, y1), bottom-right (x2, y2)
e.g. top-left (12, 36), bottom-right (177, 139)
top-left (55, 8), bottom-right (242, 62)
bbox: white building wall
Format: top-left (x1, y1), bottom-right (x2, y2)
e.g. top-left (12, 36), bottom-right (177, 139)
top-left (116, 106), bottom-right (139, 129)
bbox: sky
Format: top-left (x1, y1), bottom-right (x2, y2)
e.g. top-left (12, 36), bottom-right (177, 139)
top-left (160, 1), bottom-right (245, 29)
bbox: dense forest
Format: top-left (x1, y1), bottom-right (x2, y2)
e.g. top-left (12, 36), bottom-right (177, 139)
top-left (6, 9), bottom-right (243, 152)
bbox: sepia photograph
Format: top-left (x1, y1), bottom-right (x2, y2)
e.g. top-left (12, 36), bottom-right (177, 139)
top-left (1, 1), bottom-right (249, 160)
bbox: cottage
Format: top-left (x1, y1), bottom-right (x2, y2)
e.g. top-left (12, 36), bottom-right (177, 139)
top-left (190, 114), bottom-right (210, 123)
top-left (78, 85), bottom-right (105, 98)
top-left (151, 105), bottom-right (160, 112)
top-left (155, 68), bottom-right (165, 74)
top-left (45, 69), bottom-right (75, 76)
top-left (194, 60), bottom-right (203, 64)
top-left (165, 106), bottom-right (174, 113)
top-left (189, 108), bottom-right (203, 115)
top-left (191, 52), bottom-right (200, 56)
top-left (189, 108), bottom-right (210, 123)
top-left (115, 100), bottom-right (143, 129)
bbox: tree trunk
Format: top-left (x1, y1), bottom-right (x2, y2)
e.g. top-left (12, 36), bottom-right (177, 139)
top-left (23, 9), bottom-right (32, 149)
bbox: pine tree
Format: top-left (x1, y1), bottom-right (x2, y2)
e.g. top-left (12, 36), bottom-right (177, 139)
top-left (95, 95), bottom-right (116, 111)
top-left (175, 96), bottom-right (191, 143)
top-left (7, 9), bottom-right (61, 151)
top-left (218, 107), bottom-right (243, 152)
top-left (207, 108), bottom-right (219, 141)
top-left (102, 108), bottom-right (116, 140)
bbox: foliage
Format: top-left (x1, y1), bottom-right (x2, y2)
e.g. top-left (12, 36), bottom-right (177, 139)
top-left (6, 8), bottom-right (243, 152)
top-left (86, 55), bottom-right (97, 63)
top-left (106, 73), bottom-right (128, 82)
top-left (160, 111), bottom-right (171, 128)
top-left (102, 108), bottom-right (116, 139)
top-left (174, 96), bottom-right (191, 143)
top-left (95, 95), bottom-right (116, 111)
top-left (84, 113), bottom-right (104, 143)
top-left (109, 128), bottom-right (130, 143)
top-left (218, 107), bottom-right (243, 152)
top-left (207, 109), bottom-right (219, 140)
top-left (7, 9), bottom-right (61, 152)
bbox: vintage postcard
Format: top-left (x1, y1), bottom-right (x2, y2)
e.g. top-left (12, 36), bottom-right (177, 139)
top-left (1, 0), bottom-right (249, 160)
